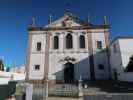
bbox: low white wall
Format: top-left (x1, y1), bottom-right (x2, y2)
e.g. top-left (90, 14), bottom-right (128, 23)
top-left (119, 72), bottom-right (133, 82)
top-left (0, 71), bottom-right (25, 84)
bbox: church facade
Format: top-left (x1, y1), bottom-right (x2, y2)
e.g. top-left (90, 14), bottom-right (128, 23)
top-left (26, 12), bottom-right (110, 83)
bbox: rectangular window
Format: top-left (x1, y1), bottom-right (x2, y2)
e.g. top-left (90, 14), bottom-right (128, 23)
top-left (97, 41), bottom-right (102, 49)
top-left (37, 42), bottom-right (41, 51)
top-left (98, 64), bottom-right (104, 70)
top-left (34, 65), bottom-right (40, 70)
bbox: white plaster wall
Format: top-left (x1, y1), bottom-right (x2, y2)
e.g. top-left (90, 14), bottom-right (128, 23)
top-left (119, 73), bottom-right (133, 82)
top-left (94, 51), bottom-right (109, 79)
top-left (75, 53), bottom-right (90, 80)
top-left (110, 40), bottom-right (121, 80)
top-left (92, 30), bottom-right (107, 52)
top-left (28, 28), bottom-right (109, 81)
top-left (49, 30), bottom-right (90, 81)
top-left (119, 39), bottom-right (133, 68)
top-left (29, 54), bottom-right (45, 80)
top-left (29, 33), bottom-right (46, 80)
top-left (118, 39), bottom-right (133, 82)
top-left (110, 40), bottom-right (122, 71)
top-left (31, 33), bottom-right (46, 52)
top-left (91, 30), bottom-right (109, 80)
top-left (50, 30), bottom-right (89, 53)
top-left (110, 38), bottom-right (133, 81)
top-left (49, 52), bottom-right (90, 81)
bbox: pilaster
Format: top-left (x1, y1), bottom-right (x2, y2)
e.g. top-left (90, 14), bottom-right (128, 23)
top-left (26, 33), bottom-right (33, 81)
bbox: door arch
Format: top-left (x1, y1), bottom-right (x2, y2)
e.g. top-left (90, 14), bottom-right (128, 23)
top-left (64, 62), bottom-right (74, 83)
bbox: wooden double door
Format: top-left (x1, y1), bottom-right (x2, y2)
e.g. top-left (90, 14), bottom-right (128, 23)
top-left (64, 62), bottom-right (74, 83)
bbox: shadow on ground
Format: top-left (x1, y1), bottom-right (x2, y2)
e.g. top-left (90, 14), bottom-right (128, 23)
top-left (83, 80), bottom-right (133, 93)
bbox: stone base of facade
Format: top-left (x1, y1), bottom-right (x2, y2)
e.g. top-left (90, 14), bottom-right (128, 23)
top-left (26, 79), bottom-right (56, 86)
top-left (26, 79), bottom-right (79, 86)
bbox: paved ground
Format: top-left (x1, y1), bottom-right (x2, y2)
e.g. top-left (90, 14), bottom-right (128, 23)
top-left (84, 93), bottom-right (133, 100)
top-left (39, 80), bottom-right (133, 100)
top-left (48, 97), bottom-right (83, 100)
top-left (6, 97), bottom-right (83, 100)
top-left (83, 80), bottom-right (133, 94)
top-left (5, 98), bottom-right (15, 100)
top-left (12, 80), bottom-right (133, 100)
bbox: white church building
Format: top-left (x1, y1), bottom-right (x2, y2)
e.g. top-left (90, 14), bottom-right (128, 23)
top-left (26, 12), bottom-right (110, 83)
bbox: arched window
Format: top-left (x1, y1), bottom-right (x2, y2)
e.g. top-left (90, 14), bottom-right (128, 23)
top-left (53, 36), bottom-right (59, 49)
top-left (66, 34), bottom-right (73, 49)
top-left (79, 35), bottom-right (85, 48)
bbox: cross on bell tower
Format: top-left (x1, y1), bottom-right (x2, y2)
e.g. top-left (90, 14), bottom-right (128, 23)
top-left (64, 3), bottom-right (72, 15)
top-left (31, 16), bottom-right (36, 27)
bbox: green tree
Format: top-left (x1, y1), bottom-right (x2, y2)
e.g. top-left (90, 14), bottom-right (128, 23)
top-left (0, 59), bottom-right (4, 71)
top-left (125, 55), bottom-right (133, 72)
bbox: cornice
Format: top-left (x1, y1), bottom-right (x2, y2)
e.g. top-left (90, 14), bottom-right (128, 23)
top-left (28, 25), bottom-right (110, 31)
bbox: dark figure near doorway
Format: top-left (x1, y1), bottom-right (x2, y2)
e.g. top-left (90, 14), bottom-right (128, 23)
top-left (64, 62), bottom-right (74, 83)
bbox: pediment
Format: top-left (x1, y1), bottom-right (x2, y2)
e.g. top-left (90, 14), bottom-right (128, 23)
top-left (45, 13), bottom-right (89, 28)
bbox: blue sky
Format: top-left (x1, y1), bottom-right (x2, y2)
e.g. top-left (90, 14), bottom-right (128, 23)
top-left (0, 0), bottom-right (133, 66)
